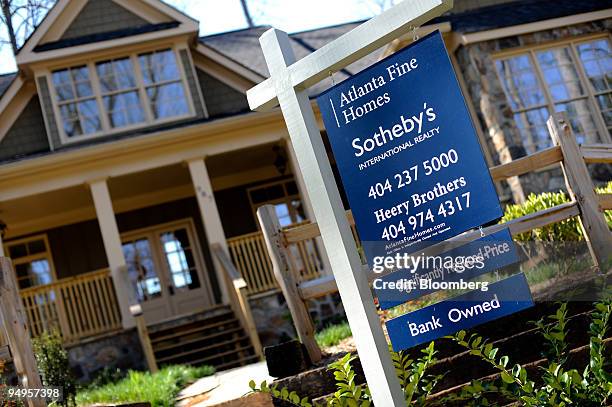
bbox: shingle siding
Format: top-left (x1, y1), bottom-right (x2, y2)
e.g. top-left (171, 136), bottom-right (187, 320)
top-left (60, 0), bottom-right (148, 40)
top-left (0, 96), bottom-right (50, 162)
top-left (179, 49), bottom-right (206, 118)
top-left (196, 69), bottom-right (249, 118)
top-left (37, 76), bottom-right (61, 149)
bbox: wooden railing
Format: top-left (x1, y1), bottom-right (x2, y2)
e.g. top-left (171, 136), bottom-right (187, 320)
top-left (212, 243), bottom-right (263, 359)
top-left (227, 223), bottom-right (360, 295)
top-left (18, 268), bottom-right (122, 344)
top-left (257, 113), bottom-right (612, 363)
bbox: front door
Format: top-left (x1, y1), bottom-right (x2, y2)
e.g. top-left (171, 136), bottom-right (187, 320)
top-left (121, 220), bottom-right (214, 324)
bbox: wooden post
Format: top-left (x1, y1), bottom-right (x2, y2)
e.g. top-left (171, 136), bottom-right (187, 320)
top-left (89, 179), bottom-right (135, 328)
top-left (129, 304), bottom-right (158, 373)
top-left (0, 257), bottom-right (46, 407)
top-left (547, 113), bottom-right (612, 271)
top-left (258, 205), bottom-right (322, 362)
top-left (187, 158), bottom-right (230, 303)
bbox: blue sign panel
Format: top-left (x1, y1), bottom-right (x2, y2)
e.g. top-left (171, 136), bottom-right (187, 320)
top-left (316, 31), bottom-right (502, 263)
top-left (375, 228), bottom-right (519, 310)
top-left (386, 273), bottom-right (533, 351)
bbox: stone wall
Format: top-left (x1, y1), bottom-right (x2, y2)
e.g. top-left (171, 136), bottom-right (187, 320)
top-left (67, 329), bottom-right (146, 383)
top-left (249, 290), bottom-right (346, 348)
top-left (455, 19), bottom-right (612, 199)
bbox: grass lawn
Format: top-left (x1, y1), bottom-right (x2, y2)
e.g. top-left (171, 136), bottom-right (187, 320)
top-left (76, 365), bottom-right (214, 407)
top-left (315, 321), bottom-right (352, 348)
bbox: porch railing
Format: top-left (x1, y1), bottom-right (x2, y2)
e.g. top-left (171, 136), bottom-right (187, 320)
top-left (227, 222), bottom-right (360, 296)
top-left (18, 268), bottom-right (122, 344)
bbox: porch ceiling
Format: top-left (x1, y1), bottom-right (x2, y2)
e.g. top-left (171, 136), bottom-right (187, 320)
top-left (207, 141), bottom-right (285, 182)
top-left (1, 163), bottom-right (195, 239)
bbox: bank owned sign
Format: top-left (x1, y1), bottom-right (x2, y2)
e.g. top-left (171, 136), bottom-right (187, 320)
top-left (317, 31), bottom-right (533, 351)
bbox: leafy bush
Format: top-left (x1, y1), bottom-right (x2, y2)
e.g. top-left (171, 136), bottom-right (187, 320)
top-left (501, 182), bottom-right (612, 242)
top-left (249, 342), bottom-right (441, 406)
top-left (501, 191), bottom-right (582, 242)
top-left (76, 364), bottom-right (214, 407)
top-left (315, 322), bottom-right (352, 348)
top-left (445, 301), bottom-right (611, 406)
top-left (32, 330), bottom-right (77, 407)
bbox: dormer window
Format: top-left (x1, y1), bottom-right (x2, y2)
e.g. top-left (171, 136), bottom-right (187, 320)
top-left (48, 48), bottom-right (193, 143)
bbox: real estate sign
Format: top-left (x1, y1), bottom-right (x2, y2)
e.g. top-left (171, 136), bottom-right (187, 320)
top-left (317, 32), bottom-right (502, 262)
top-left (317, 31), bottom-right (532, 352)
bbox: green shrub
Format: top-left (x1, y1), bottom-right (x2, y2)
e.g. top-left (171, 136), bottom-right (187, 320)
top-left (32, 330), bottom-right (77, 407)
top-left (501, 181), bottom-right (612, 242)
top-left (501, 191), bottom-right (582, 242)
top-left (249, 342), bottom-right (442, 406)
top-left (76, 364), bottom-right (214, 407)
top-left (444, 301), bottom-right (611, 406)
top-left (315, 322), bottom-right (352, 348)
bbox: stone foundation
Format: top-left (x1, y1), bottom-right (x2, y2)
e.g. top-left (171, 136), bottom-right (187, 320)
top-left (67, 329), bottom-right (146, 383)
top-left (249, 290), bottom-right (346, 347)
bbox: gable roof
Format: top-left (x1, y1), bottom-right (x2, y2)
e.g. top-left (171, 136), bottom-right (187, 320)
top-left (0, 74), bottom-right (17, 99)
top-left (16, 0), bottom-right (199, 66)
top-left (199, 21), bottom-right (385, 96)
top-left (438, 0), bottom-right (612, 33)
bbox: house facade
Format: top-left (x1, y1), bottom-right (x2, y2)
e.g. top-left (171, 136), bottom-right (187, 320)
top-left (0, 0), bottom-right (609, 380)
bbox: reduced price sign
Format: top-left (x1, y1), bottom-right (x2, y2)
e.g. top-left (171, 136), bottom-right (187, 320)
top-left (317, 31), bottom-right (502, 263)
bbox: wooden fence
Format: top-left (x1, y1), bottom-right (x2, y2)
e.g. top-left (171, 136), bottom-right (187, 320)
top-left (257, 113), bottom-right (612, 363)
top-left (227, 222), bottom-right (360, 295)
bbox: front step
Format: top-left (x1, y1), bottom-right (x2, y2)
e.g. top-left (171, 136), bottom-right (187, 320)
top-left (148, 305), bottom-right (259, 370)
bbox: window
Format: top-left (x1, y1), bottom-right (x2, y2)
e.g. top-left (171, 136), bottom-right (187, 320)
top-left (49, 48), bottom-right (192, 141)
top-left (495, 37), bottom-right (611, 154)
top-left (52, 66), bottom-right (102, 138)
top-left (4, 236), bottom-right (54, 290)
top-left (139, 49), bottom-right (189, 119)
top-left (248, 179), bottom-right (305, 227)
top-left (96, 57), bottom-right (145, 128)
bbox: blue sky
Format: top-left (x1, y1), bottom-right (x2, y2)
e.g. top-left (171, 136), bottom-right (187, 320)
top-left (0, 0), bottom-right (384, 75)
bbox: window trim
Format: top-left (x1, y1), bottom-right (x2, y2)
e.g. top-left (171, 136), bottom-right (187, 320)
top-left (4, 234), bottom-right (57, 289)
top-left (493, 33), bottom-right (612, 150)
top-left (46, 46), bottom-right (196, 145)
top-left (247, 178), bottom-right (303, 229)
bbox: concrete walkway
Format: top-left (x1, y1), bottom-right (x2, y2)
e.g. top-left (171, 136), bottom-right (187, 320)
top-left (176, 362), bottom-right (273, 407)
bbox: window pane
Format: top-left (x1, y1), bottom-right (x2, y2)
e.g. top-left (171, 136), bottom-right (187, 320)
top-left (72, 66), bottom-right (93, 98)
top-left (536, 48), bottom-right (584, 102)
top-left (595, 92), bottom-right (612, 134)
top-left (160, 231), bottom-right (199, 290)
top-left (77, 100), bottom-right (102, 134)
top-left (122, 239), bottom-right (162, 301)
top-left (139, 49), bottom-right (180, 85)
top-left (96, 58), bottom-right (136, 92)
top-left (555, 100), bottom-right (602, 144)
top-left (104, 91), bottom-right (145, 128)
top-left (577, 39), bottom-right (612, 92)
top-left (496, 56), bottom-right (546, 110)
top-left (147, 82), bottom-right (189, 119)
top-left (9, 243), bottom-right (27, 259)
top-left (513, 107), bottom-right (551, 154)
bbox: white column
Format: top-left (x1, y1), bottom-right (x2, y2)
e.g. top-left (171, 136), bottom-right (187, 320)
top-left (187, 158), bottom-right (229, 303)
top-left (285, 138), bottom-right (334, 276)
top-left (89, 179), bottom-right (135, 328)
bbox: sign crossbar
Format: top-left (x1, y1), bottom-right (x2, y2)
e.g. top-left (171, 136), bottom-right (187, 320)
top-left (249, 1), bottom-right (453, 405)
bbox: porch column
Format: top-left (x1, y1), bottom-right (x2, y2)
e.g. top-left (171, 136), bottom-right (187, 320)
top-left (285, 138), bottom-right (334, 276)
top-left (187, 158), bottom-right (229, 303)
top-left (89, 179), bottom-right (135, 329)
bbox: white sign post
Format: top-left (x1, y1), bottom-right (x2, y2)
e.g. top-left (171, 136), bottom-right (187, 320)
top-left (248, 1), bottom-right (452, 405)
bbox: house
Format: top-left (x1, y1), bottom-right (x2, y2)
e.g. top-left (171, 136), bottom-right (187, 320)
top-left (0, 0), bottom-right (609, 381)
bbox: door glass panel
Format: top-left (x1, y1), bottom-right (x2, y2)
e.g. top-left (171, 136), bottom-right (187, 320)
top-left (122, 238), bottom-right (162, 301)
top-left (160, 229), bottom-right (200, 291)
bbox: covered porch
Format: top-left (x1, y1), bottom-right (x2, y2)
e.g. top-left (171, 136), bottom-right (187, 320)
top-left (0, 133), bottom-right (326, 368)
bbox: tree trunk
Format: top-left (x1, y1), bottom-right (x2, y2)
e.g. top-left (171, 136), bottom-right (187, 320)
top-left (1, 0), bottom-right (17, 55)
